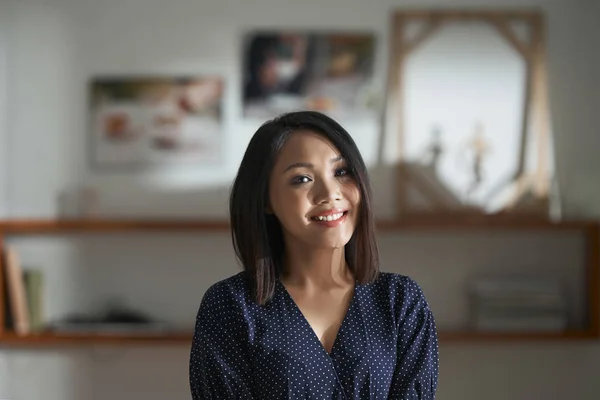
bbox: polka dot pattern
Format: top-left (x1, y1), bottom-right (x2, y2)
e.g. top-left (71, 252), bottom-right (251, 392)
top-left (189, 272), bottom-right (439, 399)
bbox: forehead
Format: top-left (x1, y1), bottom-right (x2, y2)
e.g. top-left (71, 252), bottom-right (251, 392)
top-left (276, 130), bottom-right (340, 161)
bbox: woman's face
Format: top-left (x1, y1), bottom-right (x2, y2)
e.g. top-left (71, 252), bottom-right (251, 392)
top-left (268, 130), bottom-right (361, 250)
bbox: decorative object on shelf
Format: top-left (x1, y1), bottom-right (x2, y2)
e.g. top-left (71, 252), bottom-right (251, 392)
top-left (23, 268), bottom-right (44, 333)
top-left (468, 275), bottom-right (569, 333)
top-left (47, 299), bottom-right (170, 336)
top-left (421, 125), bottom-right (444, 172)
top-left (385, 10), bottom-right (557, 221)
top-left (89, 75), bottom-right (224, 170)
top-left (57, 185), bottom-right (99, 218)
top-left (2, 246), bottom-right (30, 335)
top-left (1, 246), bottom-right (45, 335)
top-left (242, 30), bottom-right (377, 121)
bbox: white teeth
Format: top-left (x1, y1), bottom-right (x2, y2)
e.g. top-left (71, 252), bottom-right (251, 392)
top-left (314, 212), bottom-right (344, 222)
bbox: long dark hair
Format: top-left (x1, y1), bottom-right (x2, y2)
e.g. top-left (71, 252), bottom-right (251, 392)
top-left (229, 111), bottom-right (379, 305)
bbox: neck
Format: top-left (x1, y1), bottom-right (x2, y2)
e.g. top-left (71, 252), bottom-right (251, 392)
top-left (282, 241), bottom-right (352, 290)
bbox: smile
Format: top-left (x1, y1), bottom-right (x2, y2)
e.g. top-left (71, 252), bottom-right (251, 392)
top-left (311, 212), bottom-right (345, 222)
top-left (309, 210), bottom-right (349, 227)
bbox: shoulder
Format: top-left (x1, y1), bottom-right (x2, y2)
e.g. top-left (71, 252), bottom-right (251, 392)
top-left (195, 271), bottom-right (252, 323)
top-left (370, 271), bottom-right (428, 301)
top-left (201, 271), bottom-right (250, 302)
top-left (365, 272), bottom-right (433, 322)
top-left (191, 273), bottom-right (255, 357)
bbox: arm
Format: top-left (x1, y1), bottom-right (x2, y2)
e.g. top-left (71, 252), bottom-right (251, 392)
top-left (388, 278), bottom-right (439, 399)
top-left (189, 287), bottom-right (254, 399)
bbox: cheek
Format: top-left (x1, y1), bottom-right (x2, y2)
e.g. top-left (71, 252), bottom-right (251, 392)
top-left (343, 183), bottom-right (361, 207)
top-left (270, 187), bottom-right (306, 219)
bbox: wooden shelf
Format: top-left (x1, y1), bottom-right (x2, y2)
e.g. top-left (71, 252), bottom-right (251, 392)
top-left (0, 331), bottom-right (194, 346)
top-left (0, 219), bottom-right (231, 234)
top-left (0, 217), bottom-right (594, 234)
top-left (376, 217), bottom-right (595, 231)
top-left (395, 9), bottom-right (542, 21)
top-left (0, 329), bottom-right (593, 347)
top-left (438, 330), bottom-right (596, 342)
top-left (0, 218), bottom-right (597, 346)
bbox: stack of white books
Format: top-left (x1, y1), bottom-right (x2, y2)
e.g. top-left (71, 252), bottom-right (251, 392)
top-left (468, 277), bottom-right (569, 333)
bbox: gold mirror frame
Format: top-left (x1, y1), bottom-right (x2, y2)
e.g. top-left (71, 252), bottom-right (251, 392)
top-left (384, 10), bottom-right (553, 222)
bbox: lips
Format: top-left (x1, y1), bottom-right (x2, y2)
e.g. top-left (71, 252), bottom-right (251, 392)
top-left (311, 212), bottom-right (345, 222)
top-left (309, 208), bottom-right (348, 227)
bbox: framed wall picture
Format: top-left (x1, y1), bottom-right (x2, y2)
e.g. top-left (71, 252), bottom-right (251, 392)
top-left (89, 76), bottom-right (224, 170)
top-left (241, 31), bottom-right (377, 121)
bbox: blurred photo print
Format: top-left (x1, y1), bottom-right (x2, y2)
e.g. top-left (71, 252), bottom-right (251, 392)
top-left (90, 76), bottom-right (224, 170)
top-left (242, 31), bottom-right (377, 121)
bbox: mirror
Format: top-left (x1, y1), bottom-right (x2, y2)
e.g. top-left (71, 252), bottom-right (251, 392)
top-left (385, 10), bottom-right (556, 221)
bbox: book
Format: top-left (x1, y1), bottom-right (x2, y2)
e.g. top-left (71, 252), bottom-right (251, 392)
top-left (3, 246), bottom-right (30, 335)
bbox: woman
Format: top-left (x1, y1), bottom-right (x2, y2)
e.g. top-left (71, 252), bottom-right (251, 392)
top-left (189, 111), bottom-right (439, 399)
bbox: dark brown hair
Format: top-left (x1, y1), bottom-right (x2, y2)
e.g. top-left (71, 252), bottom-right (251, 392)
top-left (229, 111), bottom-right (379, 305)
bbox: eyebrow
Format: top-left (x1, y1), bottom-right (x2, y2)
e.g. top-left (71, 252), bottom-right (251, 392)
top-left (282, 155), bottom-right (343, 174)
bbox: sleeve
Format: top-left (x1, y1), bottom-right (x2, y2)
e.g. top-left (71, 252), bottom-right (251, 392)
top-left (189, 286), bottom-right (255, 400)
top-left (388, 278), bottom-right (439, 399)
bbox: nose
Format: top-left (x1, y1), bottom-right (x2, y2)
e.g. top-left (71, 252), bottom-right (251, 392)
top-left (313, 176), bottom-right (342, 204)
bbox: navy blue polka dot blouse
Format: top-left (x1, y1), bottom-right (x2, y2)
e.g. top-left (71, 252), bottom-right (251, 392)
top-left (189, 271), bottom-right (439, 399)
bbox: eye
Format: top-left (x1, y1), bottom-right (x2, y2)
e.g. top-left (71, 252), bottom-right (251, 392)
top-left (291, 175), bottom-right (312, 185)
top-left (335, 167), bottom-right (352, 177)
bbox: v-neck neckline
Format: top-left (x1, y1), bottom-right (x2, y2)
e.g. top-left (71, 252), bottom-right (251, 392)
top-left (277, 278), bottom-right (358, 357)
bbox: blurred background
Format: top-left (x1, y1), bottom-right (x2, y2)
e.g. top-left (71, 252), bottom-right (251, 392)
top-left (0, 0), bottom-right (599, 399)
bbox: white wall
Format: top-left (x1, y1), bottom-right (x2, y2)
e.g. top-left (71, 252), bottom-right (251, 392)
top-left (0, 0), bottom-right (10, 218)
top-left (2, 0), bottom-right (600, 399)
top-left (0, 3), bottom-right (11, 396)
top-left (544, 0), bottom-right (600, 218)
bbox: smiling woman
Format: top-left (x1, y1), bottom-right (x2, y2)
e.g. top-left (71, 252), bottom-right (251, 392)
top-left (189, 111), bottom-right (439, 399)
top-left (268, 129), bottom-right (362, 258)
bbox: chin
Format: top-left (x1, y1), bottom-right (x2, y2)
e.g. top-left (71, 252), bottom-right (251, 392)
top-left (312, 233), bottom-right (353, 249)
top-left (283, 220), bottom-right (356, 249)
